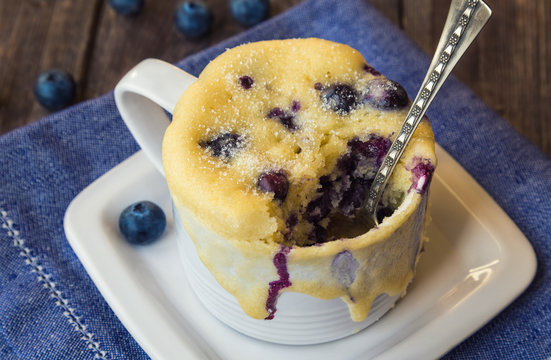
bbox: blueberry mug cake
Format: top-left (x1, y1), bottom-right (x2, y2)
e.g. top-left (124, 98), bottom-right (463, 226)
top-left (163, 38), bottom-right (436, 322)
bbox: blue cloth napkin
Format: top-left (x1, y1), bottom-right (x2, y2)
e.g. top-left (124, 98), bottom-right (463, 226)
top-left (1, 0), bottom-right (550, 358)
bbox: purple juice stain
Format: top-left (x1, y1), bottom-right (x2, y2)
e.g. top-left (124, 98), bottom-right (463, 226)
top-left (331, 250), bottom-right (359, 287)
top-left (265, 246), bottom-right (292, 320)
top-left (407, 158), bottom-right (435, 194)
top-left (284, 213), bottom-right (298, 242)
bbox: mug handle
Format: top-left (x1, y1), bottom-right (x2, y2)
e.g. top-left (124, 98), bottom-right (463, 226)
top-left (114, 59), bottom-right (197, 176)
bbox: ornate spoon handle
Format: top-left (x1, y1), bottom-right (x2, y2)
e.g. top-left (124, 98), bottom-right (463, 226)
top-left (366, 0), bottom-right (492, 224)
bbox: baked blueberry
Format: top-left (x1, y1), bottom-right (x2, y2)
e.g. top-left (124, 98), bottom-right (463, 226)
top-left (267, 107), bottom-right (298, 131)
top-left (348, 135), bottom-right (392, 167)
top-left (200, 133), bottom-right (245, 159)
top-left (279, 115), bottom-right (297, 131)
top-left (267, 107), bottom-right (284, 118)
top-left (305, 192), bottom-right (332, 223)
top-left (362, 63), bottom-right (381, 76)
top-left (409, 160), bottom-right (435, 194)
top-left (174, 1), bottom-right (214, 39)
top-left (34, 69), bottom-right (76, 111)
top-left (230, 0), bottom-right (270, 27)
top-left (291, 100), bottom-right (301, 112)
top-left (363, 78), bottom-right (409, 110)
top-left (338, 180), bottom-right (366, 216)
top-left (239, 75), bottom-right (254, 89)
top-left (109, 0), bottom-right (144, 15)
top-left (258, 170), bottom-right (289, 202)
top-left (119, 201), bottom-right (166, 245)
top-left (321, 84), bottom-right (358, 115)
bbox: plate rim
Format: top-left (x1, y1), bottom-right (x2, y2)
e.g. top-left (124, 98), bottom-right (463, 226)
top-left (64, 144), bottom-right (537, 360)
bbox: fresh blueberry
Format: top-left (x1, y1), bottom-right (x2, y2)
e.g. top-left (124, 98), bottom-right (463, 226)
top-left (321, 84), bottom-right (358, 115)
top-left (34, 69), bottom-right (76, 111)
top-left (258, 170), bottom-right (289, 202)
top-left (109, 0), bottom-right (144, 15)
top-left (239, 75), bottom-right (254, 89)
top-left (119, 201), bottom-right (166, 245)
top-left (174, 1), bottom-right (213, 39)
top-left (230, 0), bottom-right (270, 27)
top-left (200, 132), bottom-right (245, 159)
top-left (363, 78), bottom-right (409, 110)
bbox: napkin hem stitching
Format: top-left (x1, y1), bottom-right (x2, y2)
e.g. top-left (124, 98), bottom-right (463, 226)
top-left (0, 208), bottom-right (109, 360)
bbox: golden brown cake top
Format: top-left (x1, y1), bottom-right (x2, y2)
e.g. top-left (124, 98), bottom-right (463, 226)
top-left (163, 38), bottom-right (436, 247)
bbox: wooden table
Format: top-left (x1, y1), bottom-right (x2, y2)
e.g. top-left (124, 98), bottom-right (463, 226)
top-left (1, 0), bottom-right (550, 158)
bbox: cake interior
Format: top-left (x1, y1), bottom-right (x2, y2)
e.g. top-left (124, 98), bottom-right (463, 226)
top-left (200, 129), bottom-right (416, 247)
top-left (284, 133), bottom-right (402, 246)
top-left (178, 39), bottom-right (438, 248)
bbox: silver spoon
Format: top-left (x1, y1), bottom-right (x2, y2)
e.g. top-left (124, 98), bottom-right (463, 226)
top-left (366, 0), bottom-right (492, 225)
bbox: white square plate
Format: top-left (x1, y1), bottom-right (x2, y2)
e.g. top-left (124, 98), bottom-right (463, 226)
top-left (64, 144), bottom-right (536, 360)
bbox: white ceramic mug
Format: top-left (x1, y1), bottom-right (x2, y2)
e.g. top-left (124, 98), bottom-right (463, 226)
top-left (114, 58), bottom-right (399, 345)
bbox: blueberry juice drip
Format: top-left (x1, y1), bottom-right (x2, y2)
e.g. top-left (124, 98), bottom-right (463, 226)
top-left (265, 246), bottom-right (292, 320)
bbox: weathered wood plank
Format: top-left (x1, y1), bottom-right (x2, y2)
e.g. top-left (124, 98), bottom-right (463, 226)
top-left (396, 0), bottom-right (551, 156)
top-left (474, 0), bottom-right (551, 157)
top-left (0, 0), bottom-right (101, 132)
top-left (0, 0), bottom-right (550, 158)
top-left (84, 0), bottom-right (303, 99)
top-left (0, 1), bottom-right (55, 132)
